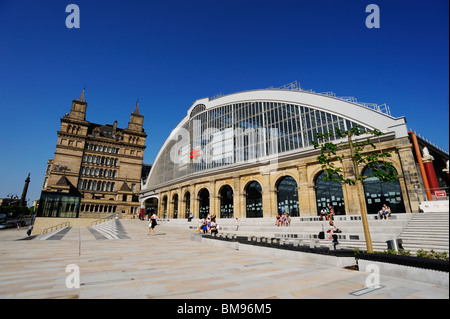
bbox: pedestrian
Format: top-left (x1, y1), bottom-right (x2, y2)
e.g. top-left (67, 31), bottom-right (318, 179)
top-left (281, 213), bottom-right (287, 226)
top-left (285, 213), bottom-right (291, 226)
top-left (383, 204), bottom-right (391, 219)
top-left (196, 219), bottom-right (203, 232)
top-left (202, 219), bottom-right (208, 234)
top-left (319, 207), bottom-right (327, 221)
top-left (148, 213), bottom-right (157, 235)
top-left (329, 206), bottom-right (335, 220)
top-left (210, 219), bottom-right (218, 235)
top-left (326, 220), bottom-right (341, 239)
top-left (235, 218), bottom-right (240, 231)
top-left (26, 225), bottom-right (33, 236)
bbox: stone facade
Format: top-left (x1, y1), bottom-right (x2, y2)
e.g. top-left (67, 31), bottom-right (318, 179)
top-left (146, 135), bottom-right (421, 219)
top-left (40, 90), bottom-right (146, 219)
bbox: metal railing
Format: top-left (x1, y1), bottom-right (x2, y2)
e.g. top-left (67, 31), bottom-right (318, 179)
top-left (91, 214), bottom-right (116, 226)
top-left (41, 221), bottom-right (70, 235)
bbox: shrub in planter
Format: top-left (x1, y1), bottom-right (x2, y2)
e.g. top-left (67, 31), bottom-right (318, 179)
top-left (355, 252), bottom-right (449, 272)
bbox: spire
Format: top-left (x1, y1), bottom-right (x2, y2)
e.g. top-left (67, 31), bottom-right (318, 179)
top-left (19, 173), bottom-right (31, 207)
top-left (77, 88), bottom-right (85, 102)
top-left (133, 100), bottom-right (140, 115)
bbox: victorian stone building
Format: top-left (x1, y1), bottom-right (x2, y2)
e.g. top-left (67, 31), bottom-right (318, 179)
top-left (37, 90), bottom-right (146, 219)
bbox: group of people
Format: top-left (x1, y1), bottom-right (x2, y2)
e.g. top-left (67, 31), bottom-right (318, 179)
top-left (196, 213), bottom-right (219, 235)
top-left (378, 204), bottom-right (392, 220)
top-left (319, 205), bottom-right (335, 221)
top-left (275, 212), bottom-right (291, 227)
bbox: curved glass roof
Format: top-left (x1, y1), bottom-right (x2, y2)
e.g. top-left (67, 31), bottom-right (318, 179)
top-left (142, 88), bottom-right (407, 192)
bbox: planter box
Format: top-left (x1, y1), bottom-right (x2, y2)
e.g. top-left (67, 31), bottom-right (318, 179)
top-left (199, 235), bottom-right (356, 268)
top-left (356, 253), bottom-right (449, 287)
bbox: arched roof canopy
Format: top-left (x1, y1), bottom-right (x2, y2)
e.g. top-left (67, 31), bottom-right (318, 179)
top-left (142, 89), bottom-right (408, 194)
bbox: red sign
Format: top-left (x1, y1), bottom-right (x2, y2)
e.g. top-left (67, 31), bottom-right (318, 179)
top-left (190, 149), bottom-right (200, 159)
top-left (435, 190), bottom-right (446, 197)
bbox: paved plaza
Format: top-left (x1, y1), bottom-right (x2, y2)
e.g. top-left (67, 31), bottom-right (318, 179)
top-left (0, 219), bottom-right (448, 300)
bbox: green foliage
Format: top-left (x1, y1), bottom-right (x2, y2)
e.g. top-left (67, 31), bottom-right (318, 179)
top-left (312, 124), bottom-right (398, 185)
top-left (0, 205), bottom-right (32, 218)
top-left (416, 249), bottom-right (449, 261)
top-left (355, 248), bottom-right (449, 261)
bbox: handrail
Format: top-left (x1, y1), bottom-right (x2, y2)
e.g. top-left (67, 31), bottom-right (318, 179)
top-left (41, 221), bottom-right (70, 235)
top-left (91, 214), bottom-right (115, 226)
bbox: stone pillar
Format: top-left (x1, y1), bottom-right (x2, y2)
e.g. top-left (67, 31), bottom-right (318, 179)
top-left (443, 160), bottom-right (449, 181)
top-left (297, 165), bottom-right (310, 216)
top-left (20, 173), bottom-right (30, 207)
top-left (262, 173), bottom-right (273, 218)
top-left (398, 145), bottom-right (422, 212)
top-left (233, 177), bottom-right (243, 219)
top-left (422, 147), bottom-right (440, 195)
top-left (193, 188), bottom-right (199, 219)
top-left (341, 158), bottom-right (362, 215)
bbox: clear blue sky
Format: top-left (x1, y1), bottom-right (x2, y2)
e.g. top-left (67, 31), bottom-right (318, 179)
top-left (0, 0), bottom-right (448, 205)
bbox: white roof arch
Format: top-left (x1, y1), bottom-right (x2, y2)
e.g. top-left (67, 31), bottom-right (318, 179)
top-left (142, 89), bottom-right (407, 192)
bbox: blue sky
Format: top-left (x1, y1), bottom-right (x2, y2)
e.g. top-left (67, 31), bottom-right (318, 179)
top-left (0, 0), bottom-right (448, 205)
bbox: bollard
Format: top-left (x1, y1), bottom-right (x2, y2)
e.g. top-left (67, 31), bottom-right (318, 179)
top-left (386, 239), bottom-right (404, 252)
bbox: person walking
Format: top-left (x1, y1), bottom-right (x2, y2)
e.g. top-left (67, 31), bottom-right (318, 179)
top-left (148, 213), bottom-right (157, 235)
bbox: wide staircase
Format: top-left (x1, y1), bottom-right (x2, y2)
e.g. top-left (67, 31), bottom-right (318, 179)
top-left (399, 212), bottom-right (449, 253)
top-left (163, 212), bottom-right (449, 253)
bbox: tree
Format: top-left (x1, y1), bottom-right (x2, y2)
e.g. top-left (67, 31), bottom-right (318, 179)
top-left (311, 124), bottom-right (398, 253)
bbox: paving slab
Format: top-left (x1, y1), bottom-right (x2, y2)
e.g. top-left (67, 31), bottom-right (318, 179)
top-left (0, 219), bottom-right (448, 301)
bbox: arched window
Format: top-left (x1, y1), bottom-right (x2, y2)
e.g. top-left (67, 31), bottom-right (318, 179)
top-left (315, 171), bottom-right (346, 215)
top-left (246, 181), bottom-right (263, 218)
top-left (276, 176), bottom-right (299, 217)
top-left (111, 182), bottom-right (115, 192)
top-left (162, 196), bottom-right (168, 219)
top-left (198, 189), bottom-right (210, 219)
top-left (106, 182), bottom-right (111, 192)
top-left (362, 164), bottom-right (405, 214)
top-left (220, 185), bottom-right (233, 219)
top-left (173, 194), bottom-right (178, 219)
top-left (87, 155), bottom-right (92, 163)
top-left (184, 192), bottom-right (190, 219)
top-left (92, 181), bottom-right (97, 190)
